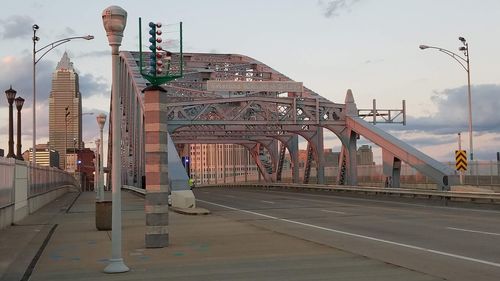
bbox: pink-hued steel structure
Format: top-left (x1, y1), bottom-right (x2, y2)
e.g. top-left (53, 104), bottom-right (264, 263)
top-left (111, 51), bottom-right (457, 191)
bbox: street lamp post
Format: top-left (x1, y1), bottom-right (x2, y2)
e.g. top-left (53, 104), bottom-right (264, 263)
top-left (102, 5), bottom-right (129, 274)
top-left (64, 110), bottom-right (93, 171)
top-left (93, 142), bottom-right (99, 195)
top-left (32, 24), bottom-right (94, 166)
top-left (96, 113), bottom-right (107, 202)
top-left (15, 96), bottom-right (25, 160)
top-left (64, 106), bottom-right (70, 170)
top-left (420, 37), bottom-right (474, 163)
top-left (73, 138), bottom-right (77, 178)
top-left (5, 86), bottom-right (16, 158)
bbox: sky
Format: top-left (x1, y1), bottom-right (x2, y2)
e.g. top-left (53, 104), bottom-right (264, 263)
top-left (0, 0), bottom-right (499, 164)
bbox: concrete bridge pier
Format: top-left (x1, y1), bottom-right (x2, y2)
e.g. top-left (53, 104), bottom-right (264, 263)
top-left (143, 86), bottom-right (169, 248)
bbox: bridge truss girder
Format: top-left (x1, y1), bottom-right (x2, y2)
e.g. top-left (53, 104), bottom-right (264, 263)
top-left (117, 51), bottom-right (457, 191)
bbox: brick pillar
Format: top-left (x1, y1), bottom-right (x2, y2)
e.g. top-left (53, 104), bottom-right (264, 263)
top-left (143, 85), bottom-right (169, 248)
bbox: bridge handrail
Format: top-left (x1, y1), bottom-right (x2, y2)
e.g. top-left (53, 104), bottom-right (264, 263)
top-left (200, 182), bottom-right (500, 203)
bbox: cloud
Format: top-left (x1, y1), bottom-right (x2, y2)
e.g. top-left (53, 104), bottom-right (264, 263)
top-left (0, 15), bottom-right (34, 39)
top-left (383, 84), bottom-right (500, 135)
top-left (0, 54), bottom-right (110, 145)
top-left (364, 58), bottom-right (385, 65)
top-left (371, 84), bottom-right (500, 161)
top-left (79, 73), bottom-right (109, 99)
top-left (319, 0), bottom-right (361, 18)
top-left (58, 27), bottom-right (76, 38)
top-left (76, 50), bottom-right (110, 58)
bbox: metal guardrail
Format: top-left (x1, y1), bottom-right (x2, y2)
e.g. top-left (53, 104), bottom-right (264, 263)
top-left (200, 182), bottom-right (500, 205)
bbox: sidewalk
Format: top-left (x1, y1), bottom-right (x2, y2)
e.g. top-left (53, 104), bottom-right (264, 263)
top-left (2, 191), bottom-right (443, 281)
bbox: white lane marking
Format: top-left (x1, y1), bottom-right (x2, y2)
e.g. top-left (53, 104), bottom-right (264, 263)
top-left (224, 195), bottom-right (236, 198)
top-left (447, 227), bottom-right (500, 237)
top-left (198, 199), bottom-right (277, 219)
top-left (321, 209), bottom-right (347, 215)
top-left (262, 189), bottom-right (500, 215)
top-left (198, 199), bottom-right (500, 269)
top-left (261, 200), bottom-right (275, 204)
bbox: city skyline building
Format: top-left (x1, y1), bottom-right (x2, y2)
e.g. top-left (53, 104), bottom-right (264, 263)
top-left (48, 52), bottom-right (82, 170)
top-left (188, 144), bottom-right (259, 184)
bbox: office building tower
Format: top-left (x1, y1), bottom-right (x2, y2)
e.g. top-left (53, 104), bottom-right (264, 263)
top-left (48, 52), bottom-right (82, 170)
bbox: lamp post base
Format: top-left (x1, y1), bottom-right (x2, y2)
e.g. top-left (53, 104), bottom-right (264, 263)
top-left (103, 258), bottom-right (129, 273)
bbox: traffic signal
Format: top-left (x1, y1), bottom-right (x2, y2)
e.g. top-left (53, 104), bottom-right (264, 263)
top-left (148, 22), bottom-right (163, 76)
top-left (139, 17), bottom-right (183, 86)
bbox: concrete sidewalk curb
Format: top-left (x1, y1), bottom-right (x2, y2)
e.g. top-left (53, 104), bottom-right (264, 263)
top-left (170, 207), bottom-right (211, 215)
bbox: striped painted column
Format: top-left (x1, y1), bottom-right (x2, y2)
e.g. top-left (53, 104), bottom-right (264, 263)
top-left (143, 86), bottom-right (169, 248)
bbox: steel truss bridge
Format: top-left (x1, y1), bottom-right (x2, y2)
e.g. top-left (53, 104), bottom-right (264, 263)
top-left (112, 51), bottom-right (457, 190)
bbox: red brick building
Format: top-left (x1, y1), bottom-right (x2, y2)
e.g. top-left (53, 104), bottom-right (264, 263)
top-left (77, 148), bottom-right (96, 191)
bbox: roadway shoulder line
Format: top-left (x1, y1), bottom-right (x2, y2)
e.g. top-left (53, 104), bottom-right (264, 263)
top-left (198, 199), bottom-right (500, 269)
top-left (321, 209), bottom-right (347, 215)
top-left (447, 227), bottom-right (500, 237)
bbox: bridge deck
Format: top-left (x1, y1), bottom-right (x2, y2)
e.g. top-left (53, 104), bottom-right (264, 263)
top-left (1, 191), bottom-right (442, 280)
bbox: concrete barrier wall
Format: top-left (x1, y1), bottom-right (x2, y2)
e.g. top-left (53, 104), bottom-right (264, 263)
top-left (0, 159), bottom-right (78, 229)
top-left (0, 205), bottom-right (13, 229)
top-left (27, 186), bottom-right (74, 215)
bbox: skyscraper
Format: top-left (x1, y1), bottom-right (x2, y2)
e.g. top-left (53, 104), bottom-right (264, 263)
top-left (49, 52), bottom-right (82, 170)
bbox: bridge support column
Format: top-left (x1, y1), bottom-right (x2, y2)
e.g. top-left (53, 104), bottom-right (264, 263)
top-left (269, 139), bottom-right (279, 182)
top-left (338, 129), bottom-right (358, 186)
top-left (288, 135), bottom-right (299, 183)
top-left (382, 150), bottom-right (401, 188)
top-left (143, 86), bottom-right (169, 248)
top-left (249, 143), bottom-right (273, 182)
top-left (347, 129), bottom-right (358, 186)
top-left (315, 127), bottom-right (325, 184)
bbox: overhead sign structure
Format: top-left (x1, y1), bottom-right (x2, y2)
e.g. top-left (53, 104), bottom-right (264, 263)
top-left (455, 150), bottom-right (467, 171)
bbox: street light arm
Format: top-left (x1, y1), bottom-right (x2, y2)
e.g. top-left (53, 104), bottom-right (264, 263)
top-left (67, 112), bottom-right (94, 124)
top-left (35, 35), bottom-right (94, 64)
top-left (420, 45), bottom-right (468, 72)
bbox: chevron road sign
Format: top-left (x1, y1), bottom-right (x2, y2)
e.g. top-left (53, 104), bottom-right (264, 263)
top-left (455, 150), bottom-right (467, 171)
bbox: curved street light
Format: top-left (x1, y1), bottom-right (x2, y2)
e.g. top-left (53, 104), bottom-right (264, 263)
top-left (419, 37), bottom-right (473, 162)
top-left (32, 24), bottom-right (94, 166)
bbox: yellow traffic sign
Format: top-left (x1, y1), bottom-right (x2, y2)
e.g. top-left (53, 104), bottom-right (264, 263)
top-left (455, 150), bottom-right (467, 171)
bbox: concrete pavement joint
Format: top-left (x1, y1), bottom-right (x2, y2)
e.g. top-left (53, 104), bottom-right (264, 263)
top-left (20, 224), bottom-right (58, 281)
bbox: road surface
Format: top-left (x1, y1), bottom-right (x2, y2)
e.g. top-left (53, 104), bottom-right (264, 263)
top-left (195, 187), bottom-right (500, 281)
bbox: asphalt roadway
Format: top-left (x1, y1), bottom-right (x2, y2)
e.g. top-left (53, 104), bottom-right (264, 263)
top-left (194, 187), bottom-right (500, 281)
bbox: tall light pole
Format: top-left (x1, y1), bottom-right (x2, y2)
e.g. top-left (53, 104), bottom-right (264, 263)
top-left (15, 96), bottom-right (25, 160)
top-left (102, 5), bottom-right (129, 274)
top-left (94, 140), bottom-right (99, 196)
top-left (420, 37), bottom-right (474, 163)
top-left (96, 113), bottom-right (107, 202)
top-left (64, 106), bottom-right (70, 170)
top-left (32, 24), bottom-right (94, 166)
